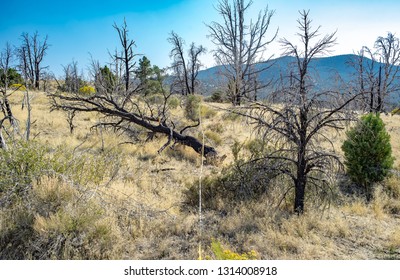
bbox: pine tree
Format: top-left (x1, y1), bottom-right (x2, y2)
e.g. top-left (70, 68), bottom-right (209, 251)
top-left (342, 113), bottom-right (394, 200)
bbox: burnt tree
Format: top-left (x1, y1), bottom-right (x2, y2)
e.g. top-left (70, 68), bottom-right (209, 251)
top-left (48, 71), bottom-right (217, 158)
top-left (242, 10), bottom-right (359, 214)
top-left (0, 43), bottom-right (15, 126)
top-left (18, 32), bottom-right (49, 89)
top-left (168, 31), bottom-right (190, 95)
top-left (168, 32), bottom-right (206, 95)
top-left (188, 42), bottom-right (206, 94)
top-left (351, 33), bottom-right (400, 113)
top-left (113, 19), bottom-right (137, 92)
top-left (374, 33), bottom-right (400, 112)
top-left (207, 0), bottom-right (277, 105)
top-left (49, 25), bottom-right (218, 159)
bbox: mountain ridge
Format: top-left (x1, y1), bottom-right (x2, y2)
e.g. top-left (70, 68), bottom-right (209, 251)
top-left (197, 54), bottom-right (400, 100)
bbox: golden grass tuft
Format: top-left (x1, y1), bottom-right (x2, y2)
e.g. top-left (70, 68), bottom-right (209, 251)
top-left (387, 228), bottom-right (400, 251)
top-left (384, 175), bottom-right (400, 199)
top-left (165, 144), bottom-right (200, 165)
top-left (342, 200), bottom-right (369, 216)
top-left (203, 130), bottom-right (223, 146)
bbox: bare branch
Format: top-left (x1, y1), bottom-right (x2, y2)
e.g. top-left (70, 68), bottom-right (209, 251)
top-left (240, 11), bottom-right (355, 214)
top-left (207, 0), bottom-right (277, 105)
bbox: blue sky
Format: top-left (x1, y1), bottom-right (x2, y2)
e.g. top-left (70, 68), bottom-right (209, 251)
top-left (1, 0), bottom-right (400, 78)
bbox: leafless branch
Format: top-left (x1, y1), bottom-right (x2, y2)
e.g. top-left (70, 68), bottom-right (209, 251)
top-left (207, 0), bottom-right (277, 105)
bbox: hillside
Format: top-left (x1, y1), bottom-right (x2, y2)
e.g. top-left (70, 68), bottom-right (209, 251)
top-left (1, 90), bottom-right (400, 260)
top-left (197, 54), bottom-right (400, 103)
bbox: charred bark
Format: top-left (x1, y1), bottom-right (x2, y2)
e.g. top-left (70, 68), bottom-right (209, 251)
top-left (3, 97), bottom-right (14, 125)
top-left (246, 11), bottom-right (359, 215)
top-left (294, 177), bottom-right (306, 214)
top-left (49, 93), bottom-right (218, 158)
top-left (113, 19), bottom-right (137, 92)
top-left (376, 65), bottom-right (383, 112)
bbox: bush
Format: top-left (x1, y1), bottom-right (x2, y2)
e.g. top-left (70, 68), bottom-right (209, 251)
top-left (79, 85), bottom-right (96, 95)
top-left (184, 95), bottom-right (202, 121)
top-left (9, 83), bottom-right (26, 91)
top-left (184, 94), bottom-right (217, 121)
top-left (0, 68), bottom-right (24, 87)
top-left (206, 91), bottom-right (226, 103)
top-left (96, 66), bottom-right (116, 93)
top-left (183, 155), bottom-right (278, 210)
top-left (0, 176), bottom-right (124, 259)
top-left (245, 139), bottom-right (266, 158)
top-left (0, 142), bottom-right (125, 259)
top-left (342, 113), bottom-right (394, 201)
top-left (167, 96), bottom-right (180, 109)
top-left (0, 141), bottom-right (50, 206)
top-left (208, 240), bottom-right (257, 260)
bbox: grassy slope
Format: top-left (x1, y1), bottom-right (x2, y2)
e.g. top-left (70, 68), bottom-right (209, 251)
top-left (3, 90), bottom-right (400, 260)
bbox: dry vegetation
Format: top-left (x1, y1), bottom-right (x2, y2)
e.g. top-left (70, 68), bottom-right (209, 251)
top-left (1, 90), bottom-right (400, 260)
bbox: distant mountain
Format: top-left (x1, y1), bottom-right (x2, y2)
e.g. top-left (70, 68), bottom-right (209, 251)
top-left (197, 54), bottom-right (400, 102)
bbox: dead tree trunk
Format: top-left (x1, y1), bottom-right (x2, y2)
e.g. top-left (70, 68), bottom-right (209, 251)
top-left (294, 140), bottom-right (307, 214)
top-left (18, 32), bottom-right (49, 90)
top-left (48, 93), bottom-right (218, 158)
top-left (3, 96), bottom-right (14, 126)
top-left (294, 176), bottom-right (306, 214)
top-left (0, 120), bottom-right (7, 150)
top-left (168, 31), bottom-right (191, 95)
top-left (113, 19), bottom-right (136, 92)
top-left (247, 10), bottom-right (358, 215)
top-left (49, 20), bottom-right (219, 161)
top-left (376, 64), bottom-right (383, 112)
top-left (207, 0), bottom-right (277, 105)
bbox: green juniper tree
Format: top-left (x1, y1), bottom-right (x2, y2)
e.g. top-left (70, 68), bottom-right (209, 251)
top-left (342, 113), bottom-right (394, 201)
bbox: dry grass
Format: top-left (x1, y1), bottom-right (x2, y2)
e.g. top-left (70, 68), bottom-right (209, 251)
top-left (387, 227), bottom-right (400, 252)
top-left (1, 91), bottom-right (400, 260)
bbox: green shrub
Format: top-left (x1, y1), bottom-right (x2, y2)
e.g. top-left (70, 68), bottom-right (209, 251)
top-left (167, 96), bottom-right (180, 109)
top-left (0, 142), bottom-right (124, 259)
top-left (0, 176), bottom-right (123, 259)
top-left (0, 68), bottom-right (24, 87)
top-left (184, 96), bottom-right (217, 120)
top-left (96, 65), bottom-right (116, 93)
top-left (0, 141), bottom-right (50, 205)
top-left (342, 113), bottom-right (394, 201)
top-left (184, 95), bottom-right (202, 121)
top-left (49, 145), bottom-right (122, 186)
top-left (206, 91), bottom-right (226, 103)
